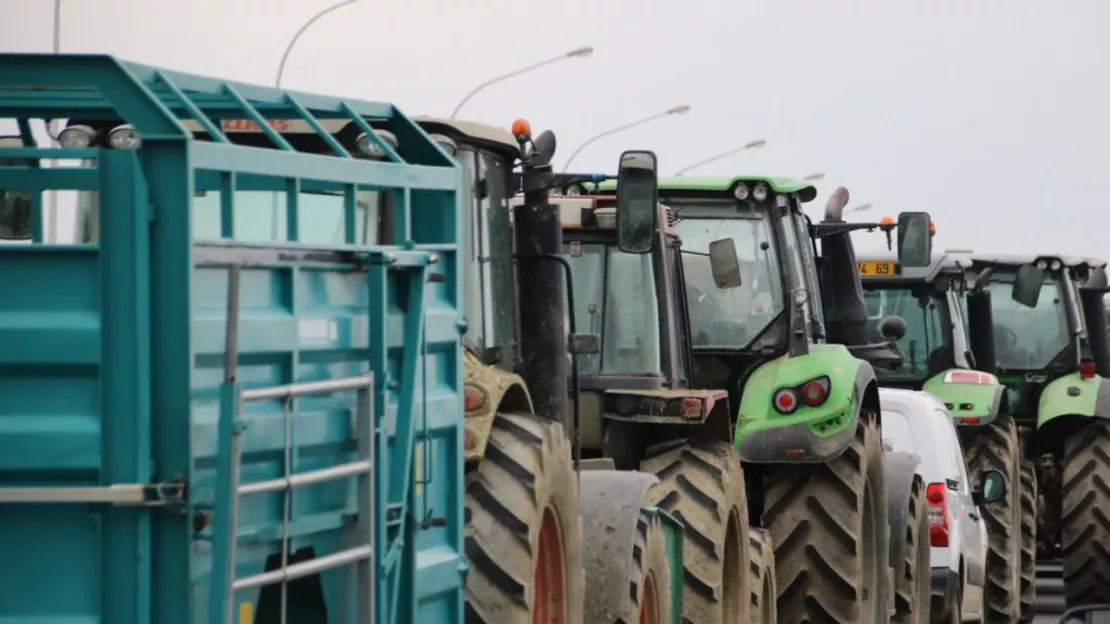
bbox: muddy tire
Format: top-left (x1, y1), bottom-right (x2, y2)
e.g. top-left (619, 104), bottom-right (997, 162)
top-left (964, 414), bottom-right (1021, 621)
top-left (763, 412), bottom-right (891, 623)
top-left (1061, 419), bottom-right (1110, 606)
top-left (1019, 460), bottom-right (1037, 621)
top-left (579, 470), bottom-right (674, 624)
top-left (642, 441), bottom-right (750, 624)
top-left (464, 413), bottom-right (585, 623)
top-left (893, 476), bottom-right (930, 624)
top-left (748, 528), bottom-right (777, 624)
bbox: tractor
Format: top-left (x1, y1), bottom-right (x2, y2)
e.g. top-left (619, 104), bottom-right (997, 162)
top-left (857, 249), bottom-right (1033, 621)
top-left (585, 178), bottom-right (935, 622)
top-left (966, 253), bottom-right (1110, 610)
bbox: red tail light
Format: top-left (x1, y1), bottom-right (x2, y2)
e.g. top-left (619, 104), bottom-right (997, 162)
top-left (926, 483), bottom-right (949, 547)
top-left (1081, 359), bottom-right (1097, 379)
top-left (801, 376), bottom-right (830, 407)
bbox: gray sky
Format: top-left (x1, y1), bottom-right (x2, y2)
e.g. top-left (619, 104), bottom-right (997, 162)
top-left (3, 0), bottom-right (1109, 254)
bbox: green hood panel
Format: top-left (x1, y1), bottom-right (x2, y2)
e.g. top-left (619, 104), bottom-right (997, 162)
top-left (921, 369), bottom-right (1005, 425)
top-left (1036, 372), bottom-right (1103, 428)
top-left (735, 344), bottom-right (866, 445)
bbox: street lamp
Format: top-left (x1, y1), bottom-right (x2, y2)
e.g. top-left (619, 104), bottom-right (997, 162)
top-left (450, 46), bottom-right (594, 119)
top-left (803, 173), bottom-right (826, 181)
top-left (672, 139), bottom-right (767, 175)
top-left (846, 203), bottom-right (873, 215)
top-left (562, 105), bottom-right (691, 172)
top-left (275, 0), bottom-right (360, 89)
top-left (272, 0), bottom-right (361, 239)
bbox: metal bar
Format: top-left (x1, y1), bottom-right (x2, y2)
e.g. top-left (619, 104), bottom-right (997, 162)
top-left (280, 396), bottom-right (292, 624)
top-left (188, 142), bottom-right (456, 192)
top-left (237, 460), bottom-right (371, 496)
top-left (241, 374), bottom-right (372, 402)
top-left (282, 93), bottom-right (350, 158)
top-left (0, 484), bottom-right (146, 504)
top-left (0, 148), bottom-right (98, 159)
top-left (356, 381), bottom-right (375, 624)
top-left (339, 102), bottom-right (404, 164)
top-left (221, 83), bottom-right (295, 152)
top-left (0, 167), bottom-right (98, 190)
top-left (151, 71), bottom-right (229, 144)
top-left (223, 265), bottom-right (241, 382)
top-left (232, 544), bottom-right (373, 591)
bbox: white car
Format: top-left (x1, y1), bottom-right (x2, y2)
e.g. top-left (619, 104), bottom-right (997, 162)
top-left (880, 388), bottom-right (1006, 622)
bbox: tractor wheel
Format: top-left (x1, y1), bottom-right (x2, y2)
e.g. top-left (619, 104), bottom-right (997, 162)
top-left (893, 475), bottom-right (930, 624)
top-left (748, 528), bottom-right (777, 624)
top-left (964, 414), bottom-right (1021, 621)
top-left (1061, 419), bottom-right (1110, 606)
top-left (579, 470), bottom-right (674, 624)
top-left (763, 411), bottom-right (891, 623)
top-left (642, 441), bottom-right (750, 624)
top-left (464, 412), bottom-right (585, 624)
top-left (1018, 460), bottom-right (1038, 622)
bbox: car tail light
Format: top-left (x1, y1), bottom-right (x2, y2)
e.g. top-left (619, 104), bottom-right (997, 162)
top-left (773, 388), bottom-right (799, 414)
top-left (926, 482), bottom-right (949, 547)
top-left (1081, 359), bottom-right (1097, 380)
top-left (801, 376), bottom-right (831, 407)
top-left (943, 370), bottom-right (997, 385)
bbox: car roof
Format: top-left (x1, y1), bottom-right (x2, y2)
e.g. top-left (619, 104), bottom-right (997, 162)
top-left (878, 388), bottom-right (962, 480)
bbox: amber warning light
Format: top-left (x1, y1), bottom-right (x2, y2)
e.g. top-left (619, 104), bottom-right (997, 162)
top-left (511, 118), bottom-right (532, 141)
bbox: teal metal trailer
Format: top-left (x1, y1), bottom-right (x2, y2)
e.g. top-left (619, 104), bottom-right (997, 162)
top-left (0, 54), bottom-right (466, 624)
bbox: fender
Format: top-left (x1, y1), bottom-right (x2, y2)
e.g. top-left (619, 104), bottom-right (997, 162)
top-left (1035, 371), bottom-right (1110, 429)
top-left (463, 350), bottom-right (534, 462)
top-left (921, 369), bottom-right (1006, 427)
top-left (735, 344), bottom-right (874, 463)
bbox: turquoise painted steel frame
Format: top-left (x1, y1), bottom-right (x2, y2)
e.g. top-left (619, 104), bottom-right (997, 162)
top-left (0, 54), bottom-right (466, 624)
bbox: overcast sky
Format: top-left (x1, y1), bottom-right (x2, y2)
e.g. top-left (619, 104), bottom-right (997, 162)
top-left (3, 0), bottom-right (1109, 254)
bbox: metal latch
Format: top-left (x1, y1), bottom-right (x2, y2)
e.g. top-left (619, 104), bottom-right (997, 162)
top-left (0, 481), bottom-right (188, 506)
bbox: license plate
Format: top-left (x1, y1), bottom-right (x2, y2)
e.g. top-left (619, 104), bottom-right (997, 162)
top-left (858, 260), bottom-right (897, 276)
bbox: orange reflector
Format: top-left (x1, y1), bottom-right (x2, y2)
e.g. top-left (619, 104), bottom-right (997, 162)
top-left (464, 385), bottom-right (486, 412)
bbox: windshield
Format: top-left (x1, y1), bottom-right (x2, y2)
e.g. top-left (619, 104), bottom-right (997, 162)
top-left (671, 200), bottom-right (785, 350)
top-left (563, 241), bottom-right (662, 375)
top-left (982, 275), bottom-right (1072, 370)
top-left (864, 287), bottom-right (950, 380)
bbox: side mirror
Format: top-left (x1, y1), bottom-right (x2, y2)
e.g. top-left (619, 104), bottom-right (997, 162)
top-left (530, 130), bottom-right (557, 168)
top-left (895, 211), bottom-right (932, 268)
top-left (1012, 263), bottom-right (1046, 308)
top-left (1059, 605), bottom-right (1110, 623)
top-left (973, 469), bottom-right (1006, 505)
top-left (878, 315), bottom-right (907, 341)
top-left (615, 150), bottom-right (658, 254)
top-left (707, 238), bottom-right (743, 289)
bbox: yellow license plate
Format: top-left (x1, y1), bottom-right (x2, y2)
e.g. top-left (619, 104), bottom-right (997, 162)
top-left (858, 261), bottom-right (897, 276)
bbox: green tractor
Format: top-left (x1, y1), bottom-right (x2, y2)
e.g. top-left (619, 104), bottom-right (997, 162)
top-left (857, 250), bottom-right (1033, 621)
top-left (587, 177), bottom-right (934, 622)
top-left (965, 253), bottom-right (1110, 609)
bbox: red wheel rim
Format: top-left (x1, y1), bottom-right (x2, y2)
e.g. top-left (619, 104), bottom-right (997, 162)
top-left (534, 506), bottom-right (568, 624)
top-left (639, 571), bottom-right (661, 624)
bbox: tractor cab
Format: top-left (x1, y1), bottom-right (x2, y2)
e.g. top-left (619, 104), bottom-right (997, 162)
top-left (967, 254), bottom-right (1110, 425)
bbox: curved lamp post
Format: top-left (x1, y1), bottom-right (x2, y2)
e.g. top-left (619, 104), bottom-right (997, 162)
top-left (672, 139), bottom-right (767, 176)
top-left (450, 46), bottom-right (594, 118)
top-left (803, 172), bottom-right (826, 181)
top-left (562, 105), bottom-right (691, 172)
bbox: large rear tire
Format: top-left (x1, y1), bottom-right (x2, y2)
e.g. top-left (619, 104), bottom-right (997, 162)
top-left (964, 414), bottom-right (1021, 621)
top-left (748, 528), bottom-right (777, 624)
top-left (893, 475), bottom-right (930, 624)
top-left (579, 470), bottom-right (674, 624)
top-left (1018, 460), bottom-right (1037, 622)
top-left (1060, 419), bottom-right (1110, 606)
top-left (641, 441), bottom-right (750, 624)
top-left (763, 412), bottom-right (891, 623)
top-left (464, 413), bottom-right (585, 624)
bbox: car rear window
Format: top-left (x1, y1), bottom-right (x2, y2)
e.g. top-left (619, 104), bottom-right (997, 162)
top-left (880, 407), bottom-right (916, 455)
